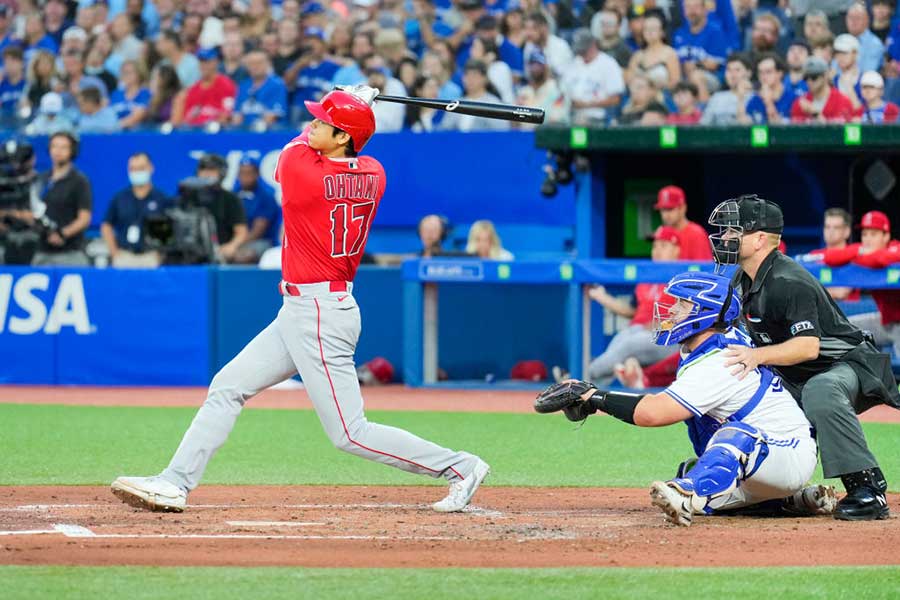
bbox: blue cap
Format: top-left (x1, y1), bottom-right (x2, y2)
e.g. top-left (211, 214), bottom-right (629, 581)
top-left (301, 2), bottom-right (325, 15)
top-left (197, 46), bottom-right (219, 61)
top-left (527, 49), bottom-right (547, 65)
top-left (304, 26), bottom-right (326, 41)
top-left (239, 151), bottom-right (261, 169)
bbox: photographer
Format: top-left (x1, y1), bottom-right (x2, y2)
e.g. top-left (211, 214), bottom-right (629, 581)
top-left (0, 139), bottom-right (38, 265)
top-left (101, 152), bottom-right (171, 268)
top-left (232, 154), bottom-right (280, 264)
top-left (32, 131), bottom-right (92, 266)
top-left (189, 153), bottom-right (247, 263)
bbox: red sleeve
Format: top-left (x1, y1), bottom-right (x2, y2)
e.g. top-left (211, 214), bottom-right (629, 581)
top-left (854, 243), bottom-right (900, 268)
top-left (886, 103), bottom-right (900, 123)
top-left (790, 98), bottom-right (805, 122)
top-left (822, 243), bottom-right (861, 266)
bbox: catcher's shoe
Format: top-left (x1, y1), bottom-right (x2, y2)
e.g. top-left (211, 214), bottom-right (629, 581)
top-left (111, 476), bottom-right (187, 512)
top-left (650, 481), bottom-right (694, 526)
top-left (782, 484), bottom-right (838, 516)
top-left (433, 459), bottom-right (491, 513)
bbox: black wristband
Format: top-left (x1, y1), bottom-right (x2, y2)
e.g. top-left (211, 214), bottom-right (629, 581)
top-left (589, 390), bottom-right (643, 425)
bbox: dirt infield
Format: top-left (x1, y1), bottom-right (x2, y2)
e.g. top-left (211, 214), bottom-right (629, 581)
top-left (1, 485), bottom-right (898, 568)
top-left (2, 386), bottom-right (899, 422)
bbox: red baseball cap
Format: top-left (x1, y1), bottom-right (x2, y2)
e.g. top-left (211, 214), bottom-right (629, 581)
top-left (654, 185), bottom-right (686, 210)
top-left (305, 90), bottom-right (377, 150)
top-left (510, 360), bottom-right (548, 381)
top-left (858, 210), bottom-right (891, 233)
top-left (366, 357), bottom-right (395, 384)
top-left (651, 225), bottom-right (680, 244)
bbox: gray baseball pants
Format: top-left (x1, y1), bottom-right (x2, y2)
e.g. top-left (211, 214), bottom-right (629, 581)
top-left (588, 324), bottom-right (677, 383)
top-left (161, 282), bottom-right (479, 493)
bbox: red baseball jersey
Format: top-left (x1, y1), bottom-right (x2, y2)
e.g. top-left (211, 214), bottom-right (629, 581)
top-left (274, 129), bottom-right (385, 283)
top-left (183, 74), bottom-right (237, 126)
top-left (631, 283), bottom-right (674, 326)
top-left (676, 220), bottom-right (713, 261)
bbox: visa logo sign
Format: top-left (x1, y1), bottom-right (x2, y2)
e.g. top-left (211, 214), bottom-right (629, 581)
top-left (0, 273), bottom-right (94, 334)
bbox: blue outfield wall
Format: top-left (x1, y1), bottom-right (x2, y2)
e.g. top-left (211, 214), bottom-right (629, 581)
top-left (0, 265), bottom-right (568, 385)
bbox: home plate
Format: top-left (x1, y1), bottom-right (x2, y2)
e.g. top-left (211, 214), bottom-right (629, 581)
top-left (226, 521), bottom-right (327, 527)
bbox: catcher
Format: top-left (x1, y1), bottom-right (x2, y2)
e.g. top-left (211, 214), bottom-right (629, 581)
top-left (535, 271), bottom-right (835, 526)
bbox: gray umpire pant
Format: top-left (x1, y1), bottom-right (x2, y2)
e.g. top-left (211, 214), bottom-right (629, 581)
top-left (783, 362), bottom-right (879, 479)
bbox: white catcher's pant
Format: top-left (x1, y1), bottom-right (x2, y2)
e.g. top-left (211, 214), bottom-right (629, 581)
top-left (161, 285), bottom-right (479, 493)
top-left (709, 434), bottom-right (819, 511)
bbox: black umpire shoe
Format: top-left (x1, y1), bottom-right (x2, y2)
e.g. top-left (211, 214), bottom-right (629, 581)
top-left (834, 469), bottom-right (890, 521)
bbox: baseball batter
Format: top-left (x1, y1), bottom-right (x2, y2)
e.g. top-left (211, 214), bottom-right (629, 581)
top-left (111, 87), bottom-right (490, 513)
top-left (535, 271), bottom-right (834, 526)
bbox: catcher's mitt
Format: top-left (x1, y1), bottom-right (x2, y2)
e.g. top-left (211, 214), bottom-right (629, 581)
top-left (534, 380), bottom-right (599, 422)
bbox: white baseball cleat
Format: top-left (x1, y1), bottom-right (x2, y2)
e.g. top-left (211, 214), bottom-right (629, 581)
top-left (433, 459), bottom-right (491, 513)
top-left (782, 484), bottom-right (838, 516)
top-left (111, 476), bottom-right (187, 513)
top-left (650, 481), bottom-right (694, 526)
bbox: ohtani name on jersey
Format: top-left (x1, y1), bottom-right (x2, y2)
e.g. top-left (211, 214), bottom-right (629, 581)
top-left (323, 174), bottom-right (380, 201)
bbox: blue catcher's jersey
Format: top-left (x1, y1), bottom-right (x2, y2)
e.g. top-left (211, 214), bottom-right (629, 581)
top-left (663, 327), bottom-right (812, 455)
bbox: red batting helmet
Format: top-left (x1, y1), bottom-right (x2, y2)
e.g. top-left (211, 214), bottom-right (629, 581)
top-left (305, 91), bottom-right (376, 150)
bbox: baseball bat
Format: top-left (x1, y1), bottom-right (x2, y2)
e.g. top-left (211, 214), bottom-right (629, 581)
top-left (375, 95), bottom-right (545, 125)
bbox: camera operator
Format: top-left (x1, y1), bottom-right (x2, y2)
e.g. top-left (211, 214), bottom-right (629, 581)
top-left (101, 152), bottom-right (171, 268)
top-left (232, 153), bottom-right (280, 264)
top-left (190, 153), bottom-right (247, 263)
top-left (32, 131), bottom-right (92, 266)
top-left (0, 138), bottom-right (38, 264)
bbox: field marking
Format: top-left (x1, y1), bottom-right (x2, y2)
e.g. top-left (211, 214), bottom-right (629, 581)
top-left (1, 502), bottom-right (504, 517)
top-left (53, 523), bottom-right (96, 537)
top-left (225, 521), bottom-right (327, 527)
top-left (81, 533), bottom-right (457, 541)
top-left (0, 528), bottom-right (59, 536)
top-left (0, 524), bottom-right (96, 537)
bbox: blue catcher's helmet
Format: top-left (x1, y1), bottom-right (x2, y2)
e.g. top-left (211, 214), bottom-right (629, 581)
top-left (652, 272), bottom-right (742, 346)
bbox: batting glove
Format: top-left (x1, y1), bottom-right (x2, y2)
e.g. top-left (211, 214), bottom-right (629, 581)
top-left (335, 85), bottom-right (380, 106)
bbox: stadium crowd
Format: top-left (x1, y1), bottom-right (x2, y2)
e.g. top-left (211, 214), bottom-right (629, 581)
top-left (0, 0), bottom-right (899, 133)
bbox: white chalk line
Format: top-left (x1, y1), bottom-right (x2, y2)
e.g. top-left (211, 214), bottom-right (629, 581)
top-left (225, 521), bottom-right (327, 527)
top-left (0, 523), bottom-right (96, 537)
top-left (1, 502), bottom-right (505, 517)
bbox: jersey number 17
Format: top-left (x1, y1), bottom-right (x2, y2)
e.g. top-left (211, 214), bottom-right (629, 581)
top-left (330, 201), bottom-right (375, 257)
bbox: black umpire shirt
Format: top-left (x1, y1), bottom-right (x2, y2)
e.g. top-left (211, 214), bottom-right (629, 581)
top-left (734, 249), bottom-right (864, 387)
top-left (37, 166), bottom-right (92, 252)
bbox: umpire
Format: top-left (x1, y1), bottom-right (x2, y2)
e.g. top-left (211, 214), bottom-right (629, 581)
top-left (708, 194), bottom-right (899, 521)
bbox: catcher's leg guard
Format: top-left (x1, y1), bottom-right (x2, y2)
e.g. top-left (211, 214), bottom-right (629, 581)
top-left (669, 422), bottom-right (769, 513)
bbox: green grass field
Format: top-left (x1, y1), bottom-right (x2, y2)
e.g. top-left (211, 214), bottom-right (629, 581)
top-left (2, 403), bottom-right (899, 598)
top-left (4, 566), bottom-right (900, 600)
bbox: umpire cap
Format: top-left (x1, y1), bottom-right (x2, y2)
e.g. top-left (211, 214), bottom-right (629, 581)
top-left (710, 194), bottom-right (784, 234)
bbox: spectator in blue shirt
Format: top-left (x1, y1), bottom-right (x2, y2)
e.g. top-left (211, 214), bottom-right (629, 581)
top-left (845, 2), bottom-right (885, 72)
top-left (456, 14), bottom-right (524, 81)
top-left (0, 46), bottom-right (26, 124)
top-left (220, 32), bottom-right (250, 84)
top-left (109, 59), bottom-right (151, 129)
top-left (285, 27), bottom-right (341, 123)
top-left (332, 32), bottom-right (374, 86)
top-left (101, 152), bottom-right (171, 268)
top-left (233, 154), bottom-right (281, 264)
top-left (22, 14), bottom-right (59, 64)
top-left (420, 50), bottom-right (463, 99)
top-left (785, 39), bottom-right (810, 96)
top-left (231, 50), bottom-right (288, 129)
top-left (833, 33), bottom-right (864, 112)
top-left (746, 53), bottom-right (797, 123)
top-left (674, 0), bottom-right (730, 101)
top-left (44, 0), bottom-right (74, 48)
top-left (0, 6), bottom-right (16, 59)
top-left (76, 87), bottom-right (121, 133)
